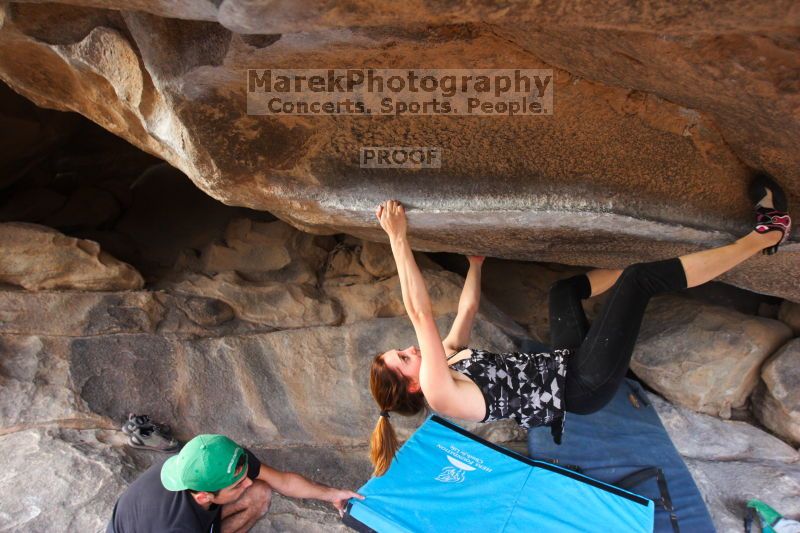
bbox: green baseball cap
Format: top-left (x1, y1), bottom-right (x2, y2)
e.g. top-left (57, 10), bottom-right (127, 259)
top-left (161, 434), bottom-right (246, 492)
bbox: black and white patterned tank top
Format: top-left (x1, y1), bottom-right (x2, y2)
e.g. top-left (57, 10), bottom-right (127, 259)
top-left (448, 347), bottom-right (569, 444)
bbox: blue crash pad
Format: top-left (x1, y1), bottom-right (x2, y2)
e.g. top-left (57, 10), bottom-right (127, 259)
top-left (344, 415), bottom-right (654, 532)
top-left (528, 378), bottom-right (715, 533)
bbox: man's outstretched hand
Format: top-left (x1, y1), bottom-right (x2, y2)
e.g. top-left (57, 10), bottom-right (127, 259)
top-left (325, 487), bottom-right (365, 517)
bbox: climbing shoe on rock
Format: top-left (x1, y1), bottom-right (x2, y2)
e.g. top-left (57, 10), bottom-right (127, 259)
top-left (122, 413), bottom-right (171, 437)
top-left (749, 172), bottom-right (791, 255)
top-left (128, 425), bottom-right (179, 453)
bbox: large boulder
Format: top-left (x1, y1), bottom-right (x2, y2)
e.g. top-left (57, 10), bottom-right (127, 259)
top-left (0, 2), bottom-right (797, 300)
top-left (0, 220), bottom-right (529, 449)
top-left (778, 301), bottom-right (800, 334)
top-left (171, 271), bottom-right (343, 328)
top-left (321, 239), bottom-right (518, 330)
top-left (192, 218), bottom-right (315, 275)
top-left (0, 222), bottom-right (144, 290)
top-left (65, 314), bottom-right (522, 448)
top-left (650, 393), bottom-right (800, 532)
top-left (631, 295), bottom-right (792, 417)
top-left (651, 392), bottom-right (798, 463)
top-left (165, 218), bottom-right (345, 327)
top-left (0, 428), bottom-right (137, 532)
top-left (476, 260), bottom-right (590, 344)
top-left (752, 339), bottom-right (800, 445)
top-left (0, 289), bottom-right (288, 339)
top-left (0, 335), bottom-right (108, 431)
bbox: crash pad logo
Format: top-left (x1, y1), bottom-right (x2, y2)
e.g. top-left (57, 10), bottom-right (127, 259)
top-left (435, 456), bottom-right (476, 483)
top-left (434, 444), bottom-right (492, 483)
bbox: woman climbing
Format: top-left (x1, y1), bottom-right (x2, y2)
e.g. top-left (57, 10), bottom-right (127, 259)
top-left (368, 174), bottom-right (792, 476)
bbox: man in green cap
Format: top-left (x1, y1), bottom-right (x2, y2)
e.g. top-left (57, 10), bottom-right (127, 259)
top-left (107, 434), bottom-right (363, 532)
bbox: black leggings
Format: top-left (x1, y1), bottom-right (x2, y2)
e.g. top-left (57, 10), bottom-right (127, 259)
top-left (549, 258), bottom-right (688, 414)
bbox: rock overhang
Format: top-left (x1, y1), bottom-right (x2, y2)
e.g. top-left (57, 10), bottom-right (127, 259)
top-left (0, 1), bottom-right (797, 299)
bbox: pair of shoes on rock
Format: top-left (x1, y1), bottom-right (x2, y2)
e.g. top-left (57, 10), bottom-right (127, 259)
top-left (750, 172), bottom-right (792, 255)
top-left (122, 413), bottom-right (179, 452)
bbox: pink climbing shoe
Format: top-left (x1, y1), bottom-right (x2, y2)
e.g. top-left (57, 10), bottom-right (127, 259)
top-left (749, 172), bottom-right (791, 255)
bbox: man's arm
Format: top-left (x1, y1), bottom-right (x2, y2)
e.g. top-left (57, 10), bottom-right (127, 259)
top-left (256, 465), bottom-right (363, 516)
top-left (442, 256), bottom-right (484, 354)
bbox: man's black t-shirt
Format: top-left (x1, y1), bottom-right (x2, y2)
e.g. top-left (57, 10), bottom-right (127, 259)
top-left (107, 450), bottom-right (262, 533)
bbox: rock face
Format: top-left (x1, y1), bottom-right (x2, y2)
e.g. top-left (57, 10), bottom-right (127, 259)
top-left (476, 260), bottom-right (590, 343)
top-left (0, 2), bottom-right (798, 301)
top-left (0, 334), bottom-right (110, 431)
top-left (0, 219), bottom-right (527, 450)
top-left (0, 428), bottom-right (138, 532)
top-left (752, 339), bottom-right (800, 445)
top-left (0, 222), bottom-right (144, 290)
top-left (650, 393), bottom-right (800, 533)
top-left (631, 295), bottom-right (792, 418)
top-left (779, 301), bottom-right (800, 334)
